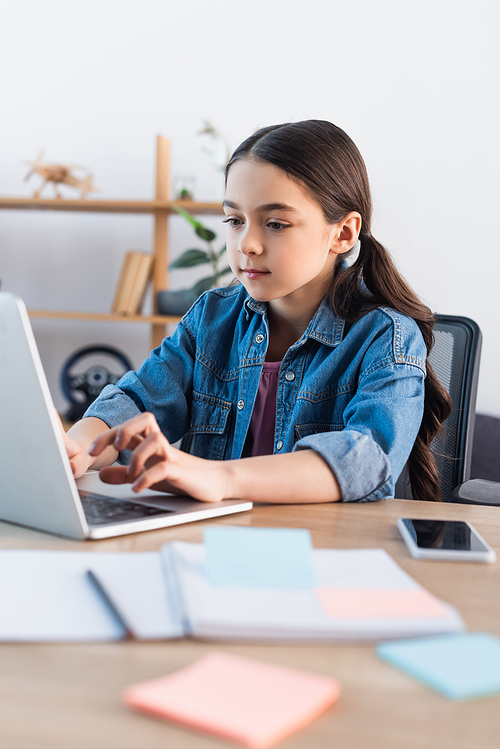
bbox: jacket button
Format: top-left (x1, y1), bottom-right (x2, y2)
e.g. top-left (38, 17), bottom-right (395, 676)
top-left (255, 334), bottom-right (265, 343)
top-left (276, 440), bottom-right (284, 450)
top-left (237, 400), bottom-right (245, 410)
top-left (285, 371), bottom-right (295, 381)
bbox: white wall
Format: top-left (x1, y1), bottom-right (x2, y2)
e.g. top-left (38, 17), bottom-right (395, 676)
top-left (1, 0), bottom-right (499, 414)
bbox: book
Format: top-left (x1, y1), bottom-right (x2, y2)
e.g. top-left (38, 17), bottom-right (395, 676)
top-left (126, 252), bottom-right (153, 315)
top-left (112, 251), bottom-right (138, 314)
top-left (123, 651), bottom-right (341, 748)
top-left (112, 251), bottom-right (133, 314)
top-left (111, 251), bottom-right (152, 315)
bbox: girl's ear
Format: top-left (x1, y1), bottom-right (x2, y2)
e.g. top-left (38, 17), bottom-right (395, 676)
top-left (330, 212), bottom-right (362, 255)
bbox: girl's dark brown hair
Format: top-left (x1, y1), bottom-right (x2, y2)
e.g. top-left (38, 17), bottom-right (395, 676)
top-left (226, 120), bottom-right (452, 502)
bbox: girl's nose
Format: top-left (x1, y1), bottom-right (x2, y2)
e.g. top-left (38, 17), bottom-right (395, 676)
top-left (238, 228), bottom-right (263, 256)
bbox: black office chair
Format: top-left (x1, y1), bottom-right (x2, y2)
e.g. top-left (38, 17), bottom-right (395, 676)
top-left (395, 315), bottom-right (483, 503)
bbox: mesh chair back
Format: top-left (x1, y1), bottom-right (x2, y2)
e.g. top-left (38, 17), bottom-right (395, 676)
top-left (395, 315), bottom-right (482, 502)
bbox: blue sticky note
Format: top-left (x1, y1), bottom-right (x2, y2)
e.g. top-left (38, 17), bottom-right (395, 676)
top-left (377, 633), bottom-right (500, 701)
top-left (203, 527), bottom-right (315, 588)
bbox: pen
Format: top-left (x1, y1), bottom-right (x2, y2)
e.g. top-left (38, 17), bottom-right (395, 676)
top-left (86, 569), bottom-right (136, 640)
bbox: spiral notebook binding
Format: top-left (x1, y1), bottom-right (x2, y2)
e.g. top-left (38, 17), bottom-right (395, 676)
top-left (159, 542), bottom-right (190, 636)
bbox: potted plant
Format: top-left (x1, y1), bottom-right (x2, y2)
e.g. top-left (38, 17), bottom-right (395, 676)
top-left (157, 206), bottom-right (232, 316)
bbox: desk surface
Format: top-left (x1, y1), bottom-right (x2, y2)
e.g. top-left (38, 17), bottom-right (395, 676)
top-left (1, 498), bottom-right (499, 749)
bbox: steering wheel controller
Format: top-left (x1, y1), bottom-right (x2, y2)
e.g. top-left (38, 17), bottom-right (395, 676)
top-left (61, 345), bottom-right (133, 422)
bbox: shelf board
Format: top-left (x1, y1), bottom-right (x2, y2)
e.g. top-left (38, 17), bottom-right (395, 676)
top-left (0, 197), bottom-right (223, 215)
top-left (171, 200), bottom-right (224, 215)
top-left (28, 309), bottom-right (181, 324)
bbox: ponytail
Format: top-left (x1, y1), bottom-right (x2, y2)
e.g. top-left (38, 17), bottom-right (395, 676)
top-left (330, 235), bottom-right (452, 502)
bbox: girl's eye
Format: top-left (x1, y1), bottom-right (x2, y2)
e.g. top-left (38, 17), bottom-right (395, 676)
top-left (267, 221), bottom-right (289, 231)
top-left (222, 217), bottom-right (242, 227)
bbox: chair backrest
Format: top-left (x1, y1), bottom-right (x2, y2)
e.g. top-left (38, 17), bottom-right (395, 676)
top-left (395, 315), bottom-right (482, 502)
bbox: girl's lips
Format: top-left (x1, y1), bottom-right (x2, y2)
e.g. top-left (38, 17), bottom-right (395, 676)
top-left (242, 269), bottom-right (270, 278)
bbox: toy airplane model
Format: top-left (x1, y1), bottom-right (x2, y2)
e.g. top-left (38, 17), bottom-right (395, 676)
top-left (24, 151), bottom-right (99, 199)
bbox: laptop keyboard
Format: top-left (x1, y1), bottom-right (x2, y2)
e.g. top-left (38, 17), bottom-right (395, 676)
top-left (79, 491), bottom-right (173, 527)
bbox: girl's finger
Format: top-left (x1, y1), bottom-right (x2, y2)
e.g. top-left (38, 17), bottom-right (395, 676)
top-left (115, 433), bottom-right (144, 453)
top-left (113, 412), bottom-right (160, 450)
top-left (89, 428), bottom-right (119, 455)
top-left (126, 432), bottom-right (169, 482)
top-left (91, 431), bottom-right (144, 456)
top-left (131, 459), bottom-right (174, 492)
top-left (89, 412), bottom-right (160, 455)
top-left (98, 465), bottom-right (129, 485)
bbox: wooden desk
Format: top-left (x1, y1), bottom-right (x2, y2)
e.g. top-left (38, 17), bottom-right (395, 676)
top-left (0, 499), bottom-right (499, 749)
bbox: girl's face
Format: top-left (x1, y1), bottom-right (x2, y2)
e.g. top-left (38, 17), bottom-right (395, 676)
top-left (223, 159), bottom-right (341, 311)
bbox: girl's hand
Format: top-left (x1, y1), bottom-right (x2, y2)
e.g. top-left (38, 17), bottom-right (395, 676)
top-left (89, 413), bottom-right (230, 503)
top-left (55, 411), bottom-right (93, 478)
top-left (65, 433), bottom-right (94, 478)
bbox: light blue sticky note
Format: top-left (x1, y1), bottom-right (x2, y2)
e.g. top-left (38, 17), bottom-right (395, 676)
top-left (203, 527), bottom-right (315, 588)
top-left (377, 633), bottom-right (500, 701)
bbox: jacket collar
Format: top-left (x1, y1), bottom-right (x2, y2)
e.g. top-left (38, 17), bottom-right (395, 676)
top-left (301, 295), bottom-right (345, 348)
top-left (244, 290), bottom-right (345, 348)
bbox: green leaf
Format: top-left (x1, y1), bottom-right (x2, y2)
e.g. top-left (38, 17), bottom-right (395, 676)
top-left (172, 205), bottom-right (203, 230)
top-left (169, 249), bottom-right (210, 269)
top-left (173, 205), bottom-right (217, 243)
top-left (195, 226), bottom-right (217, 242)
top-left (217, 244), bottom-right (227, 257)
top-left (192, 275), bottom-right (218, 297)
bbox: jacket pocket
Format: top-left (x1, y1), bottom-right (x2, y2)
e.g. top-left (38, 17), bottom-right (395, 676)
top-left (294, 387), bottom-right (351, 443)
top-left (188, 391), bottom-right (232, 460)
top-left (294, 422), bottom-right (344, 441)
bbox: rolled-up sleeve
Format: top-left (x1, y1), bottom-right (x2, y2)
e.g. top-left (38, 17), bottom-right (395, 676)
top-left (84, 317), bottom-right (197, 445)
top-left (84, 384), bottom-right (143, 427)
top-left (293, 361), bottom-right (425, 502)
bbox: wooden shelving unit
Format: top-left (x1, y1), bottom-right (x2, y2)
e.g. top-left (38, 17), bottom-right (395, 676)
top-left (0, 136), bottom-right (224, 349)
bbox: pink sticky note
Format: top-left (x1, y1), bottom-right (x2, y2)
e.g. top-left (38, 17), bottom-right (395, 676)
top-left (315, 588), bottom-right (449, 619)
top-left (123, 651), bottom-right (341, 748)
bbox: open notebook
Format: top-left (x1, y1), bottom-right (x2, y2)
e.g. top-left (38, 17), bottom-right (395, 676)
top-left (153, 543), bottom-right (464, 642)
top-left (0, 544), bottom-right (463, 642)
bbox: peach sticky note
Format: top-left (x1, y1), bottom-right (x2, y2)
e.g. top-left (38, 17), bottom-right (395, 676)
top-left (123, 651), bottom-right (341, 748)
top-left (316, 588), bottom-right (449, 619)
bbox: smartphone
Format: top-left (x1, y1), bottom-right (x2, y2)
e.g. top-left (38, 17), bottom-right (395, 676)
top-left (397, 518), bottom-right (496, 562)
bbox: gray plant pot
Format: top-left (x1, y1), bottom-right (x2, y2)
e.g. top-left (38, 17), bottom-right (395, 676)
top-left (157, 289), bottom-right (198, 317)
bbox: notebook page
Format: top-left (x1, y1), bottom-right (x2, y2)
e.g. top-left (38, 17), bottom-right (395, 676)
top-left (313, 548), bottom-right (420, 588)
top-left (89, 552), bottom-right (183, 639)
top-left (0, 550), bottom-right (181, 641)
top-left (0, 550), bottom-right (128, 641)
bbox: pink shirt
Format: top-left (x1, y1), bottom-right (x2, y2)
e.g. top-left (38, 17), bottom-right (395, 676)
top-left (242, 361), bottom-right (282, 457)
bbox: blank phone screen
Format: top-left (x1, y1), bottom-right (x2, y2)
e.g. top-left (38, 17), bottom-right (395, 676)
top-left (401, 519), bottom-right (490, 552)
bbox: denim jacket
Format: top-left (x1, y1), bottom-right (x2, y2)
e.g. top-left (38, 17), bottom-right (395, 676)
top-left (85, 284), bottom-right (427, 503)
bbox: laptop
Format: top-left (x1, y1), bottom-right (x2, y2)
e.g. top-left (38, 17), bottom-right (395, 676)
top-left (0, 293), bottom-right (252, 539)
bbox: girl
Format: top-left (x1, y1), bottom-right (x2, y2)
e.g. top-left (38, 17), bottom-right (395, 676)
top-left (63, 120), bottom-right (450, 504)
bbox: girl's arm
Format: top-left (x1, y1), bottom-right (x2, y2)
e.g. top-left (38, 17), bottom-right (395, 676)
top-left (222, 450), bottom-right (341, 504)
top-left (91, 412), bottom-right (341, 504)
